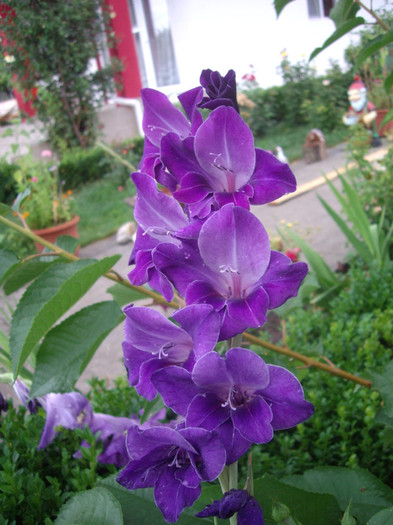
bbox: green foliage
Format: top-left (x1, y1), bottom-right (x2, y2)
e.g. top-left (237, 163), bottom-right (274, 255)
top-left (247, 264), bottom-right (393, 485)
top-left (0, 0), bottom-right (119, 150)
top-left (0, 159), bottom-right (18, 205)
top-left (245, 60), bottom-right (351, 137)
top-left (0, 403), bottom-right (116, 525)
top-left (86, 376), bottom-right (146, 418)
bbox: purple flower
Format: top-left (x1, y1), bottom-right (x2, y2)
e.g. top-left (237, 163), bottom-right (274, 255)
top-left (152, 348), bottom-right (314, 463)
top-left (196, 489), bottom-right (264, 524)
top-left (0, 391), bottom-right (8, 415)
top-left (13, 380), bottom-right (39, 414)
top-left (117, 425), bottom-right (226, 523)
top-left (162, 106), bottom-right (296, 216)
top-left (199, 69), bottom-right (239, 112)
top-left (38, 392), bottom-right (93, 449)
top-left (154, 204), bottom-right (308, 339)
top-left (80, 413), bottom-right (135, 468)
top-left (122, 303), bottom-right (220, 400)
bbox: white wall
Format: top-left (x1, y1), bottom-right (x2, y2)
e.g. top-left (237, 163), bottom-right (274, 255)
top-left (166, 0), bottom-right (390, 94)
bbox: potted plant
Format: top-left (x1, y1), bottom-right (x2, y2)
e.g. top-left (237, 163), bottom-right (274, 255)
top-left (13, 150), bottom-right (79, 252)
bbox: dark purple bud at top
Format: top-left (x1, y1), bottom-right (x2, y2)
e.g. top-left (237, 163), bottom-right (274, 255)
top-left (196, 489), bottom-right (263, 524)
top-left (199, 69), bottom-right (239, 112)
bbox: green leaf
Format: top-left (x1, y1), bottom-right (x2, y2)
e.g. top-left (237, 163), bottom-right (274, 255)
top-left (11, 188), bottom-right (31, 213)
top-left (107, 282), bottom-right (148, 307)
top-left (0, 249), bottom-right (19, 284)
top-left (329, 0), bottom-right (361, 28)
top-left (0, 328), bottom-right (10, 354)
top-left (140, 395), bottom-right (165, 425)
top-left (0, 203), bottom-right (12, 216)
top-left (310, 18), bottom-right (365, 61)
top-left (2, 258), bottom-right (63, 295)
top-left (384, 70), bottom-right (393, 93)
top-left (341, 502), bottom-right (356, 524)
top-left (1, 128), bottom-right (13, 138)
top-left (273, 0), bottom-right (295, 17)
top-left (317, 195), bottom-right (372, 263)
top-left (55, 234), bottom-right (79, 253)
top-left (10, 255), bottom-right (120, 378)
top-left (370, 361), bottom-right (393, 419)
top-left (55, 487), bottom-right (123, 525)
top-left (367, 507), bottom-right (393, 524)
top-left (355, 31), bottom-right (393, 71)
top-left (254, 474), bottom-right (341, 525)
top-left (30, 301), bottom-right (124, 397)
top-left (381, 107), bottom-right (393, 127)
top-left (284, 467), bottom-right (393, 523)
top-left (280, 228), bottom-right (339, 289)
top-left (97, 474), bottom-right (209, 524)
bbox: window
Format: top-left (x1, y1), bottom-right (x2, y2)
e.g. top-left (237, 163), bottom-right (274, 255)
top-left (128, 0), bottom-right (179, 89)
top-left (307, 0), bottom-right (335, 18)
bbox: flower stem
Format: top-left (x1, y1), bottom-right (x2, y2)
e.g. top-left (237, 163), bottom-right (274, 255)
top-left (218, 467), bottom-right (229, 493)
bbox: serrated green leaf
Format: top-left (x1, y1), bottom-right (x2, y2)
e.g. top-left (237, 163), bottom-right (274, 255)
top-left (355, 31), bottom-right (393, 71)
top-left (140, 395), bottom-right (165, 425)
top-left (107, 282), bottom-right (148, 307)
top-left (30, 301), bottom-right (124, 397)
top-left (255, 474), bottom-right (341, 525)
top-left (2, 258), bottom-right (63, 295)
top-left (97, 474), bottom-right (211, 524)
top-left (330, 0), bottom-right (361, 28)
top-left (10, 255), bottom-right (120, 378)
top-left (55, 487), bottom-right (123, 525)
top-left (283, 467), bottom-right (393, 523)
top-left (367, 506), bottom-right (393, 524)
top-left (0, 249), bottom-right (19, 284)
top-left (273, 0), bottom-right (295, 17)
top-left (310, 18), bottom-right (365, 61)
top-left (55, 234), bottom-right (79, 253)
top-left (0, 328), bottom-right (9, 354)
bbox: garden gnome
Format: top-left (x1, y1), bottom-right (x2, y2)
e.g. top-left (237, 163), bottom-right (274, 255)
top-left (343, 75), bottom-right (382, 146)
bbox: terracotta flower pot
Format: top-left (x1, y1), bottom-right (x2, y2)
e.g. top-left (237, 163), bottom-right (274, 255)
top-left (33, 215), bottom-right (80, 254)
top-left (375, 109), bottom-right (393, 137)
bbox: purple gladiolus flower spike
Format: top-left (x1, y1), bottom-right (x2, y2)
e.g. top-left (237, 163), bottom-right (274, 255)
top-left (199, 69), bottom-right (239, 112)
top-left (154, 204), bottom-right (308, 339)
top-left (152, 348), bottom-right (314, 463)
top-left (196, 488), bottom-right (264, 524)
top-left (122, 304), bottom-right (220, 400)
top-left (38, 392), bottom-right (93, 449)
top-left (117, 425), bottom-right (226, 523)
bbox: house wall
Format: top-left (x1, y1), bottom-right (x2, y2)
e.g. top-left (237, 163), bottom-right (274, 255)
top-left (166, 0), bottom-right (390, 93)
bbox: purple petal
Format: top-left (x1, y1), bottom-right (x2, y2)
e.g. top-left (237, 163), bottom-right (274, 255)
top-left (141, 88), bottom-right (190, 147)
top-left (214, 187), bottom-right (252, 209)
top-left (223, 287), bottom-right (270, 337)
top-left (260, 365), bottom-right (314, 430)
top-left (199, 69), bottom-right (239, 112)
top-left (151, 366), bottom-right (200, 416)
top-left (225, 348), bottom-right (270, 392)
top-left (154, 468), bottom-right (201, 523)
top-left (250, 148), bottom-right (296, 204)
top-left (122, 343), bottom-right (148, 387)
top-left (198, 205), bottom-right (270, 286)
top-left (137, 358), bottom-right (170, 400)
top-left (192, 351), bottom-right (232, 397)
top-left (38, 392), bottom-right (93, 449)
top-left (186, 393), bottom-right (230, 431)
top-left (195, 107), bottom-right (255, 192)
top-left (181, 427), bottom-right (226, 482)
top-left (238, 496), bottom-right (264, 525)
top-left (123, 305), bottom-right (192, 357)
top-left (126, 425), bottom-right (197, 460)
top-left (261, 251), bottom-right (308, 309)
top-left (174, 172), bottom-right (211, 204)
top-left (232, 395), bottom-right (273, 443)
top-left (116, 452), bottom-right (164, 489)
top-left (178, 86), bottom-right (204, 133)
top-left (132, 172), bottom-right (188, 238)
top-left (216, 419), bottom-right (252, 465)
top-left (185, 281), bottom-right (227, 316)
top-left (161, 134), bottom-right (201, 182)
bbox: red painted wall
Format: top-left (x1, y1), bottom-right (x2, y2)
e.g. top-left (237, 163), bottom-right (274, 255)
top-left (107, 0), bottom-right (142, 99)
